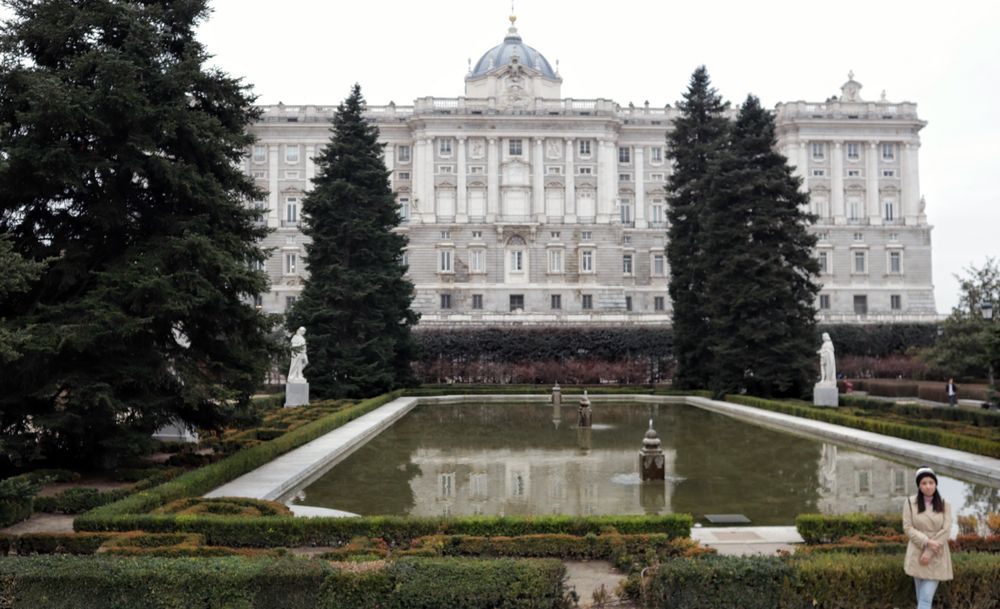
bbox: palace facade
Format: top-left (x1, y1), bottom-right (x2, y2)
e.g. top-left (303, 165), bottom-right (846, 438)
top-left (245, 17), bottom-right (936, 325)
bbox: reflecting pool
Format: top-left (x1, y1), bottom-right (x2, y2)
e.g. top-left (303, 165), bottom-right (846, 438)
top-left (290, 402), bottom-right (1000, 525)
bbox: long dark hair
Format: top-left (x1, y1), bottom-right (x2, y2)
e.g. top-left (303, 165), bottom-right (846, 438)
top-left (915, 489), bottom-right (944, 513)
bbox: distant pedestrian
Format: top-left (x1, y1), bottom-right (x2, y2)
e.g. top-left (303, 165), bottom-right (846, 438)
top-left (903, 467), bottom-right (953, 609)
top-left (945, 378), bottom-right (958, 407)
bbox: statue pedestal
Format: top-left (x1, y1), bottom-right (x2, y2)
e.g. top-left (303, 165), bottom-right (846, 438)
top-left (285, 382), bottom-right (310, 407)
top-left (813, 384), bottom-right (838, 407)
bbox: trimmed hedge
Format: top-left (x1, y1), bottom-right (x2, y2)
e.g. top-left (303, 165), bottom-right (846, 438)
top-left (408, 533), bottom-right (710, 561)
top-left (727, 395), bottom-right (1000, 458)
top-left (75, 512), bottom-right (692, 547)
top-left (797, 533), bottom-right (1000, 555)
top-left (13, 532), bottom-right (116, 555)
top-left (0, 555), bottom-right (567, 609)
top-left (77, 391), bottom-right (404, 525)
top-left (795, 513), bottom-right (903, 545)
top-left (0, 496), bottom-right (32, 528)
top-left (644, 553), bottom-right (1000, 609)
top-left (841, 394), bottom-right (1000, 428)
top-left (152, 496), bottom-right (292, 517)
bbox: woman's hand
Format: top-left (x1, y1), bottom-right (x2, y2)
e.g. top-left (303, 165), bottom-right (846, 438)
top-left (926, 540), bottom-right (942, 554)
top-left (919, 549), bottom-right (933, 566)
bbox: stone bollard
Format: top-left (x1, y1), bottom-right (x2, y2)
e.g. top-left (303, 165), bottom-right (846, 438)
top-left (577, 390), bottom-right (592, 428)
top-left (639, 419), bottom-right (665, 481)
top-left (551, 383), bottom-right (562, 407)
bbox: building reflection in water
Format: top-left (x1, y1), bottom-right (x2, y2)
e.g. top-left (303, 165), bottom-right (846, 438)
top-left (817, 444), bottom-right (913, 515)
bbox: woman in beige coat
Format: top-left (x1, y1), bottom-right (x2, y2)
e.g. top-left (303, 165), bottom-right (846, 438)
top-left (902, 467), bottom-right (953, 609)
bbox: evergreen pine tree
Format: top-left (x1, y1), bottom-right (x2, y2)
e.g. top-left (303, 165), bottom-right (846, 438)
top-left (666, 66), bottom-right (730, 389)
top-left (702, 95), bottom-right (820, 398)
top-left (286, 84), bottom-right (418, 399)
top-left (0, 0), bottom-right (275, 468)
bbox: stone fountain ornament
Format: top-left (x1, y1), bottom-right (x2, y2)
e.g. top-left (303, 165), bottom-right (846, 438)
top-left (577, 390), bottom-right (592, 427)
top-left (639, 419), bottom-right (666, 481)
top-left (813, 332), bottom-right (839, 407)
top-left (285, 326), bottom-right (310, 407)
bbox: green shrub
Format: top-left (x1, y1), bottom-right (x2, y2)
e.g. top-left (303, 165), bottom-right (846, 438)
top-left (152, 496), bottom-right (292, 517)
top-left (14, 532), bottom-right (116, 555)
top-left (409, 533), bottom-right (708, 562)
top-left (644, 555), bottom-right (795, 609)
top-left (33, 487), bottom-right (132, 514)
top-left (77, 513), bottom-right (692, 548)
top-left (728, 395), bottom-right (1000, 458)
top-left (795, 513), bottom-right (903, 545)
top-left (0, 476), bottom-right (40, 527)
top-left (0, 533), bottom-right (14, 555)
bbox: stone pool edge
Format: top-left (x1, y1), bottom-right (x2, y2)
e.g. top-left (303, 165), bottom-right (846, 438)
top-left (203, 393), bottom-right (1000, 507)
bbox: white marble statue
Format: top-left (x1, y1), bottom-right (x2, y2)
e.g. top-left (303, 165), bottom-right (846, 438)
top-left (817, 332), bottom-right (836, 386)
top-left (287, 327), bottom-right (308, 382)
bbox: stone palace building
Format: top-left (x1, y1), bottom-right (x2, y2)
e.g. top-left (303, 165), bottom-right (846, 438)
top-left (245, 16), bottom-right (937, 325)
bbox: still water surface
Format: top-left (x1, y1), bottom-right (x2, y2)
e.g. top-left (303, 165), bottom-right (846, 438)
top-left (291, 402), bottom-right (1000, 526)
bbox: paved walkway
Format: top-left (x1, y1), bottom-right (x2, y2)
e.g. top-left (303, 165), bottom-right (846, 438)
top-left (206, 397), bottom-right (418, 501)
top-left (0, 513), bottom-right (75, 535)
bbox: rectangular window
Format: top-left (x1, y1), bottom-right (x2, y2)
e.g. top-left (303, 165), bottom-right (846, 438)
top-left (812, 169), bottom-right (826, 177)
top-left (889, 251), bottom-right (902, 274)
top-left (883, 199), bottom-right (896, 221)
top-left (471, 294), bottom-right (483, 310)
top-left (550, 231), bottom-right (561, 239)
top-left (398, 197), bottom-right (410, 222)
top-left (881, 143), bottom-right (895, 160)
top-left (440, 294), bottom-right (452, 309)
top-left (854, 295), bottom-right (868, 315)
top-left (622, 254), bottom-right (633, 275)
top-left (284, 252), bottom-right (297, 275)
top-left (582, 294), bottom-right (593, 310)
top-left (891, 294), bottom-right (902, 310)
top-left (440, 230), bottom-right (451, 239)
top-left (437, 165), bottom-right (454, 174)
top-left (469, 166), bottom-right (485, 174)
top-left (619, 199), bottom-right (632, 224)
top-left (510, 250), bottom-right (524, 272)
top-left (551, 294), bottom-right (562, 310)
top-left (438, 250), bottom-right (453, 272)
top-left (285, 145), bottom-right (300, 164)
top-left (847, 169), bottom-right (861, 177)
top-left (578, 166), bottom-right (593, 175)
top-left (581, 231), bottom-right (593, 241)
top-left (251, 170), bottom-right (266, 179)
top-left (649, 173), bottom-right (664, 181)
top-left (581, 249), bottom-right (594, 273)
top-left (654, 296), bottom-right (665, 311)
top-left (651, 202), bottom-right (665, 224)
top-left (819, 294), bottom-right (831, 310)
top-left (252, 144), bottom-right (266, 163)
top-left (472, 230), bottom-right (483, 239)
top-left (853, 251), bottom-right (867, 274)
top-left (618, 173), bottom-right (632, 182)
top-left (811, 142), bottom-right (825, 159)
top-left (653, 254), bottom-right (665, 276)
top-left (618, 147), bottom-right (631, 163)
top-left (889, 232), bottom-right (899, 242)
top-left (508, 139), bottom-right (523, 156)
top-left (817, 231), bottom-right (829, 241)
top-left (509, 294), bottom-right (524, 311)
top-left (397, 145), bottom-right (411, 162)
top-left (651, 146), bottom-right (663, 163)
top-left (285, 295), bottom-right (297, 310)
top-left (846, 142), bottom-right (859, 159)
top-left (853, 232), bottom-right (864, 242)
top-left (548, 249), bottom-right (563, 273)
top-left (818, 251), bottom-right (829, 274)
top-left (625, 295), bottom-right (633, 311)
top-left (579, 140), bottom-right (591, 156)
top-left (396, 171), bottom-right (410, 180)
top-left (470, 249), bottom-right (484, 273)
top-left (546, 166), bottom-right (563, 175)
top-left (253, 294), bottom-right (263, 308)
top-left (893, 469), bottom-right (906, 494)
top-left (285, 198), bottom-right (299, 224)
top-left (882, 169), bottom-right (896, 177)
top-left (439, 139), bottom-right (452, 156)
top-left (858, 470), bottom-right (871, 494)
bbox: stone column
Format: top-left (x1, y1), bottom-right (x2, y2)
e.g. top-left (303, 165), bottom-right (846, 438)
top-left (798, 140), bottom-right (810, 193)
top-left (564, 138), bottom-right (576, 223)
top-left (532, 137), bottom-right (544, 222)
top-left (597, 138), bottom-right (615, 223)
top-left (487, 137), bottom-right (499, 222)
top-left (902, 142), bottom-right (920, 225)
top-left (831, 141), bottom-right (846, 225)
top-left (384, 143), bottom-right (395, 191)
top-left (866, 141), bottom-right (881, 225)
top-left (411, 138), bottom-right (423, 223)
top-left (268, 144), bottom-right (279, 227)
top-left (425, 137), bottom-right (436, 223)
top-left (456, 136), bottom-right (468, 223)
top-left (305, 144), bottom-right (316, 192)
top-left (634, 145), bottom-right (647, 228)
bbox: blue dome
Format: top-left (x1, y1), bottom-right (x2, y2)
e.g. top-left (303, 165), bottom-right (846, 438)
top-left (470, 21), bottom-right (557, 79)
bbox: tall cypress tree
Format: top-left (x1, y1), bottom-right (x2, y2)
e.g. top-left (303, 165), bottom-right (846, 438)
top-left (286, 84), bottom-right (418, 399)
top-left (0, 0), bottom-right (274, 469)
top-left (702, 95), bottom-right (819, 398)
top-left (666, 67), bottom-right (730, 389)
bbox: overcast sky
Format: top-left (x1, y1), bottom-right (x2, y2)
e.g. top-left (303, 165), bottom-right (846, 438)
top-left (196, 0), bottom-right (1000, 314)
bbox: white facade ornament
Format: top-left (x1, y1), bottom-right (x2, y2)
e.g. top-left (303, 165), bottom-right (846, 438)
top-left (817, 332), bottom-right (837, 386)
top-left (287, 326), bottom-right (308, 382)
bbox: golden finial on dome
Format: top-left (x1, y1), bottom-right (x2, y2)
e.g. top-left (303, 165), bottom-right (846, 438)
top-left (510, 0), bottom-right (516, 25)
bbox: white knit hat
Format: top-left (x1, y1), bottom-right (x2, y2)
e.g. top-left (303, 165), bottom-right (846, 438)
top-left (915, 467), bottom-right (937, 484)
